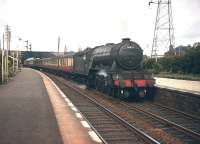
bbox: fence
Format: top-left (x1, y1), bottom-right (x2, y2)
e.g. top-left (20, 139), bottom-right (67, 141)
top-left (0, 50), bottom-right (19, 84)
top-left (0, 50), bottom-right (8, 83)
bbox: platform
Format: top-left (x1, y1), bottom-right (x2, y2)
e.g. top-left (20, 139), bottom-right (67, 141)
top-left (155, 77), bottom-right (200, 95)
top-left (0, 68), bottom-right (102, 144)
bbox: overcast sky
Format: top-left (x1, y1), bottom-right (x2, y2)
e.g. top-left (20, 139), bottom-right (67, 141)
top-left (0, 0), bottom-right (199, 55)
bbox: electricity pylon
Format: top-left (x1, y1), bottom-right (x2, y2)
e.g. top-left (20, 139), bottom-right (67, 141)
top-left (149, 0), bottom-right (175, 61)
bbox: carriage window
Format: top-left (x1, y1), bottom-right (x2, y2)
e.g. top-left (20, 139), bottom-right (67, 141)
top-left (68, 58), bottom-right (71, 66)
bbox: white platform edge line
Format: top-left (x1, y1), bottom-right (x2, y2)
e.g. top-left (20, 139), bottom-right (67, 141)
top-left (36, 70), bottom-right (102, 143)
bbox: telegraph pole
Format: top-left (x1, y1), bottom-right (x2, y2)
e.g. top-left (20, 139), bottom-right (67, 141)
top-left (57, 37), bottom-right (60, 68)
top-left (58, 37), bottom-right (60, 53)
top-left (2, 34), bottom-right (4, 50)
top-left (5, 25), bottom-right (11, 53)
top-left (1, 34), bottom-right (4, 83)
top-left (12, 52), bottom-right (15, 75)
top-left (64, 45), bottom-right (67, 55)
top-left (29, 44), bottom-right (32, 51)
top-left (149, 0), bottom-right (175, 61)
top-left (1, 36), bottom-right (3, 83)
top-left (24, 40), bottom-right (29, 51)
top-left (5, 25), bottom-right (11, 81)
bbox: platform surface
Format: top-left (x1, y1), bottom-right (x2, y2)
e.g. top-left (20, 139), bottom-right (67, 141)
top-left (0, 68), bottom-right (100, 144)
top-left (155, 77), bottom-right (200, 95)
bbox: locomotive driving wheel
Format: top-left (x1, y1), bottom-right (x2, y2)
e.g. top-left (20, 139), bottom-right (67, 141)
top-left (87, 72), bottom-right (96, 89)
top-left (117, 89), bottom-right (131, 100)
top-left (137, 88), bottom-right (147, 100)
top-left (123, 89), bottom-right (131, 99)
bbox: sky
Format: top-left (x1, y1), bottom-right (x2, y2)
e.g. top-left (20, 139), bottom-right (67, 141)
top-left (0, 0), bottom-right (199, 55)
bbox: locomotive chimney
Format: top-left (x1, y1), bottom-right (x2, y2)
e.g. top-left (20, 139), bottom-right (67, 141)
top-left (122, 38), bottom-right (130, 42)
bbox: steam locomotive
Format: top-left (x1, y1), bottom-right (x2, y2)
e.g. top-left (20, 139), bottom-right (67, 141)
top-left (25, 38), bottom-right (155, 100)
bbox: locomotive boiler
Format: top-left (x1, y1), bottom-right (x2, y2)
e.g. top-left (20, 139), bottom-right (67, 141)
top-left (91, 38), bottom-right (143, 71)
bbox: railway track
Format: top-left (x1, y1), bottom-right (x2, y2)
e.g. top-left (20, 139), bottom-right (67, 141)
top-left (47, 73), bottom-right (160, 144)
top-left (90, 92), bottom-right (200, 144)
top-left (88, 91), bottom-right (200, 143)
top-left (131, 102), bottom-right (200, 135)
top-left (46, 72), bottom-right (200, 144)
top-left (120, 102), bottom-right (200, 143)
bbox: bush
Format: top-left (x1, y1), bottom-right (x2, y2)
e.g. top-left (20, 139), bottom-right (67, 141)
top-left (144, 45), bottom-right (200, 74)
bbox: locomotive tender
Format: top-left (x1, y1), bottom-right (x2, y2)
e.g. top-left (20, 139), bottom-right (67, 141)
top-left (25, 38), bottom-right (155, 100)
